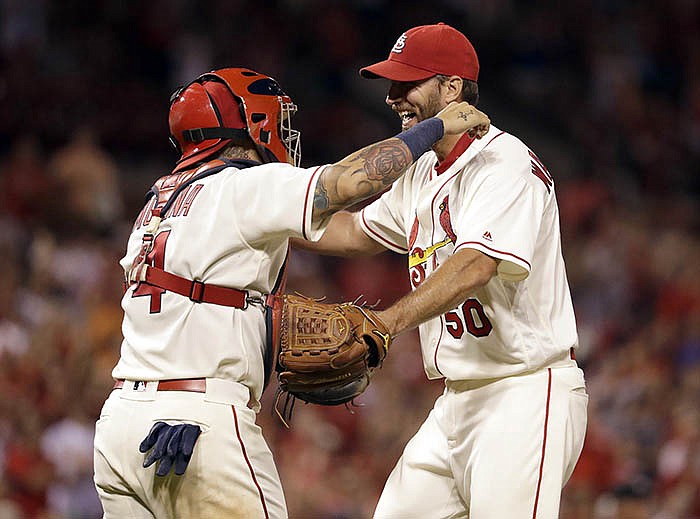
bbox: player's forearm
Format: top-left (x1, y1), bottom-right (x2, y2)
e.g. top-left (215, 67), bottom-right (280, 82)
top-left (291, 212), bottom-right (385, 257)
top-left (313, 113), bottom-right (445, 222)
top-left (377, 249), bottom-right (497, 337)
top-left (311, 103), bottom-right (490, 223)
top-left (313, 138), bottom-right (413, 221)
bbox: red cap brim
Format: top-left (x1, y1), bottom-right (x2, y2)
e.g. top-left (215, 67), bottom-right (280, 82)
top-left (359, 60), bottom-right (437, 81)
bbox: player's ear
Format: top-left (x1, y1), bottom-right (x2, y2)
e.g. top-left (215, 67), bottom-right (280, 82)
top-left (443, 76), bottom-right (463, 104)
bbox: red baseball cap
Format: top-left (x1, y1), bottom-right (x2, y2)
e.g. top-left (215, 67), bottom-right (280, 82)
top-left (360, 23), bottom-right (479, 82)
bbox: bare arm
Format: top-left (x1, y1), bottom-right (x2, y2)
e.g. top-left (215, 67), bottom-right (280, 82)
top-left (376, 248), bottom-right (498, 337)
top-left (291, 211), bottom-right (386, 256)
top-left (311, 139), bottom-right (412, 223)
top-left (311, 101), bottom-right (490, 224)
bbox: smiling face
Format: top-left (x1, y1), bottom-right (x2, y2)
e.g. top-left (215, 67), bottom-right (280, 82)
top-left (385, 76), bottom-right (449, 131)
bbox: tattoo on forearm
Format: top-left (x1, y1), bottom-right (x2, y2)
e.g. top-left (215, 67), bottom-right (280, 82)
top-left (313, 179), bottom-right (329, 210)
top-left (357, 140), bottom-right (412, 185)
top-left (313, 139), bottom-right (413, 218)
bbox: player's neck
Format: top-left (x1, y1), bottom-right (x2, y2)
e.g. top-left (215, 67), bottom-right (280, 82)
top-left (432, 132), bottom-right (464, 162)
top-left (220, 145), bottom-right (262, 163)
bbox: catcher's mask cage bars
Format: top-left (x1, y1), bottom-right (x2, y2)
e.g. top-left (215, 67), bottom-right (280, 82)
top-left (278, 100), bottom-right (301, 167)
top-left (241, 72), bottom-right (301, 167)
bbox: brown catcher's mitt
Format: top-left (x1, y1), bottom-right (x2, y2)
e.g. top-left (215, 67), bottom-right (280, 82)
top-left (275, 293), bottom-right (391, 408)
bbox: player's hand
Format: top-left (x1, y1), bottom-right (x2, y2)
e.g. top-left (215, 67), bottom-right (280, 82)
top-left (139, 422), bottom-right (201, 476)
top-left (436, 101), bottom-right (490, 139)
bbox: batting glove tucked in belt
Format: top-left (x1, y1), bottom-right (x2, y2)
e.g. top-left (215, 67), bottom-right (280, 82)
top-left (139, 422), bottom-right (201, 476)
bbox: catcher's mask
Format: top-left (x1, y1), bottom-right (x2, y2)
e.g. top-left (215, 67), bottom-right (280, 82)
top-left (168, 67), bottom-right (301, 172)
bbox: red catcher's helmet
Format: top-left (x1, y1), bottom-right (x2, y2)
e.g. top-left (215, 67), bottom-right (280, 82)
top-left (168, 68), bottom-right (300, 172)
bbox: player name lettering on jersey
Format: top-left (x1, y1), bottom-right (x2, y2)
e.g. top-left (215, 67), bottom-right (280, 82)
top-left (133, 183), bottom-right (204, 230)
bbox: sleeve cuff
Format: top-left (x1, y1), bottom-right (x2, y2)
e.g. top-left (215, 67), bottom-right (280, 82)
top-left (359, 209), bottom-right (408, 254)
top-left (454, 241), bottom-right (530, 282)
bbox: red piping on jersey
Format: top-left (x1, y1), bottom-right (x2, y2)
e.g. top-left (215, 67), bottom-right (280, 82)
top-left (482, 131), bottom-right (506, 149)
top-left (434, 316), bottom-right (446, 377)
top-left (532, 369), bottom-right (552, 518)
top-left (231, 406), bottom-right (269, 518)
top-left (428, 133), bottom-right (507, 242)
top-left (430, 132), bottom-right (513, 380)
top-left (434, 132), bottom-right (475, 175)
top-left (429, 131), bottom-right (511, 377)
top-left (302, 166), bottom-right (324, 240)
top-left (431, 131), bottom-right (505, 180)
top-left (360, 210), bottom-right (407, 252)
top-left (455, 241), bottom-right (532, 270)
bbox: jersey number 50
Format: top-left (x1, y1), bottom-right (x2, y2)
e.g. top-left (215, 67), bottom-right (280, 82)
top-left (444, 299), bottom-right (493, 338)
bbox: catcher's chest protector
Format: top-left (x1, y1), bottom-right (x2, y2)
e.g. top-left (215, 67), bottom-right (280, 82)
top-left (126, 160), bottom-right (230, 285)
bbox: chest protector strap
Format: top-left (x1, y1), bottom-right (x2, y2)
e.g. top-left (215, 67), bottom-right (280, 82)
top-left (263, 252), bottom-right (289, 389)
top-left (127, 160), bottom-right (256, 309)
top-left (130, 263), bottom-right (251, 308)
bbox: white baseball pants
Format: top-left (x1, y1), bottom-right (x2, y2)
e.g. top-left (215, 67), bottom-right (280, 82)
top-left (374, 365), bottom-right (588, 518)
top-left (93, 379), bottom-right (286, 518)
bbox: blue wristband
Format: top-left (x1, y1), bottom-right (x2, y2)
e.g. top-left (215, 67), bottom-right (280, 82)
top-left (395, 118), bottom-right (445, 161)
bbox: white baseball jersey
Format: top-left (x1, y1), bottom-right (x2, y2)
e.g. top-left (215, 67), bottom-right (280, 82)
top-left (96, 159), bottom-right (330, 519)
top-left (360, 125), bottom-right (578, 381)
top-left (113, 159), bottom-right (328, 407)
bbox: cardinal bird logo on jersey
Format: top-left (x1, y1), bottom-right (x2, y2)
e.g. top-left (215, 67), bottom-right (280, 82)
top-left (407, 197), bottom-right (458, 288)
top-left (438, 196), bottom-right (457, 244)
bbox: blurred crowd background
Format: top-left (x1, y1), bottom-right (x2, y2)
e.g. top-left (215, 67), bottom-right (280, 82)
top-left (0, 1), bottom-right (698, 518)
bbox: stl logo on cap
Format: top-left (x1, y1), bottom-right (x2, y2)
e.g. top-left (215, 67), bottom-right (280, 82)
top-left (391, 33), bottom-right (407, 54)
top-left (360, 23), bottom-right (479, 82)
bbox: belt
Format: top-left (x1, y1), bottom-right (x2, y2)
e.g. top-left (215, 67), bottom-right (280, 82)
top-left (113, 378), bottom-right (206, 392)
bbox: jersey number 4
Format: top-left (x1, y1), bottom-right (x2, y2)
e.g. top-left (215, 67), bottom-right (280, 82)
top-left (444, 299), bottom-right (493, 338)
top-left (131, 231), bottom-right (170, 313)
